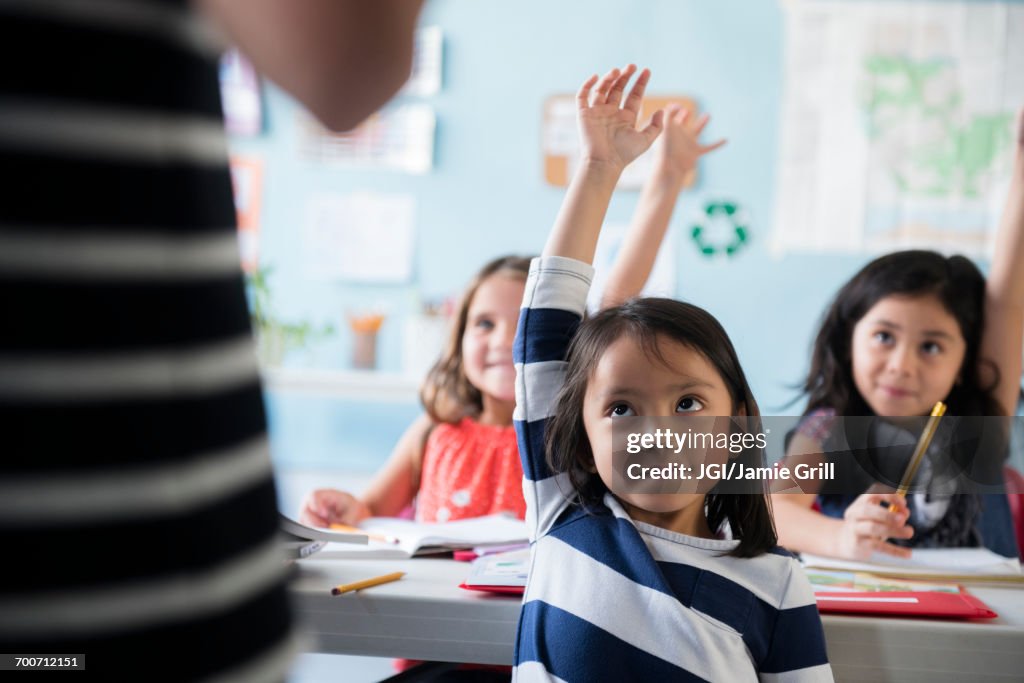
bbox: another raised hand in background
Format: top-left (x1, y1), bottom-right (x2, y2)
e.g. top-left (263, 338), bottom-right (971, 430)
top-left (981, 106), bottom-right (1024, 416)
top-left (654, 105), bottom-right (726, 183)
top-left (602, 104), bottom-right (727, 308)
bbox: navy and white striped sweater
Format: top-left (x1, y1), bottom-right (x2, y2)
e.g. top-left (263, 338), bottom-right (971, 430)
top-left (512, 256), bottom-right (832, 683)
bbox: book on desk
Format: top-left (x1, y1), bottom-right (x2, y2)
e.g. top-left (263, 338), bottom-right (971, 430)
top-left (800, 547), bottom-right (1023, 583)
top-left (278, 513), bottom-right (368, 560)
top-left (460, 547), bottom-right (530, 594)
top-left (316, 514), bottom-right (529, 560)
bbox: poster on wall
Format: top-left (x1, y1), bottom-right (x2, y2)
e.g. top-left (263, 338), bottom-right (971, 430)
top-left (543, 94), bottom-right (699, 190)
top-left (298, 104), bottom-right (435, 173)
top-left (401, 26), bottom-right (443, 97)
top-left (772, 0), bottom-right (1023, 256)
top-left (302, 191), bottom-right (416, 282)
top-left (219, 49), bottom-right (263, 136)
top-left (229, 155), bottom-right (263, 273)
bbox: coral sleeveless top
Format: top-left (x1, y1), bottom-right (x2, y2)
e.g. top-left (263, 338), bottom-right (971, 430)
top-left (416, 418), bottom-right (526, 522)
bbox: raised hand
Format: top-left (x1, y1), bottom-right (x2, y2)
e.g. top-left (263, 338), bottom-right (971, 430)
top-left (654, 105), bottom-right (727, 183)
top-left (576, 64), bottom-right (664, 172)
top-left (833, 491), bottom-right (914, 560)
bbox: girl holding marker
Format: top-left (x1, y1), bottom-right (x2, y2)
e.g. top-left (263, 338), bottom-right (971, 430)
top-left (772, 110), bottom-right (1024, 561)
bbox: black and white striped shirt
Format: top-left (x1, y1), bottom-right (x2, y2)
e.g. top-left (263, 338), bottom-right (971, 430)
top-left (0, 1), bottom-right (294, 679)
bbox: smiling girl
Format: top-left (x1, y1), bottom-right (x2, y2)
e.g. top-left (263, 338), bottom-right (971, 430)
top-left (301, 255), bottom-right (532, 526)
top-left (772, 110), bottom-right (1024, 561)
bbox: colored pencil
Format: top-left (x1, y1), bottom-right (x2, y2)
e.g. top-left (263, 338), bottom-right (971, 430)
top-left (330, 571), bottom-right (406, 596)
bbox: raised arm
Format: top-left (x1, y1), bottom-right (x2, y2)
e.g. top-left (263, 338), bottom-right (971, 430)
top-left (981, 108), bottom-right (1024, 416)
top-left (544, 65), bottom-right (664, 262)
top-left (198, 0), bottom-right (424, 131)
top-left (516, 66), bottom-right (661, 539)
top-left (601, 106), bottom-right (726, 308)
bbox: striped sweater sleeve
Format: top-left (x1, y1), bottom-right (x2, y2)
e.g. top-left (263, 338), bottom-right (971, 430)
top-left (513, 256), bottom-right (594, 540)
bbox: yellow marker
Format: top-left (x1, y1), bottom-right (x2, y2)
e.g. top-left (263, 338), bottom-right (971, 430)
top-left (888, 401), bottom-right (947, 513)
top-left (330, 571), bottom-right (405, 596)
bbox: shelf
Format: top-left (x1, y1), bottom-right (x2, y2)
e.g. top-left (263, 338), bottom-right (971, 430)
top-left (261, 367), bottom-right (421, 402)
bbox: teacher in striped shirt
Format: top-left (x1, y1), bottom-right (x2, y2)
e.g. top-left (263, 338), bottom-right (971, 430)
top-left (0, 1), bottom-right (421, 679)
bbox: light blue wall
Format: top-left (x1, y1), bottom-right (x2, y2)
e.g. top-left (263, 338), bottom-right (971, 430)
top-left (228, 0), bottom-right (1018, 472)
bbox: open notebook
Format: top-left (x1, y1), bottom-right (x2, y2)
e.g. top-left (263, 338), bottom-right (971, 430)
top-left (315, 514), bottom-right (529, 560)
top-left (800, 547), bottom-right (1023, 583)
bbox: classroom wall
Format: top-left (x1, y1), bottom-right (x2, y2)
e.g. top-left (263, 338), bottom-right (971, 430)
top-left (227, 0), bottom-right (1023, 475)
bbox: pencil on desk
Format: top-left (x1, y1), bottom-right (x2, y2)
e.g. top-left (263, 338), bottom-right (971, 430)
top-left (329, 523), bottom-right (399, 544)
top-left (330, 571), bottom-right (405, 596)
top-left (888, 401), bottom-right (947, 513)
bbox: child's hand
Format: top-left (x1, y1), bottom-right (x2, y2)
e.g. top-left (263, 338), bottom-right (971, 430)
top-left (833, 491), bottom-right (914, 560)
top-left (299, 488), bottom-right (371, 528)
top-left (654, 105), bottom-right (727, 183)
top-left (576, 64), bottom-right (664, 172)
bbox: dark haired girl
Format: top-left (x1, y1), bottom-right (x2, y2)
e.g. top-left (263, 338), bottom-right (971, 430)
top-left (772, 110), bottom-right (1024, 561)
top-left (512, 65), bottom-right (831, 682)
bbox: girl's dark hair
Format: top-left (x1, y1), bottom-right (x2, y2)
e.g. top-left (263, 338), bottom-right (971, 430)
top-left (420, 255), bottom-right (532, 423)
top-left (803, 250), bottom-right (1002, 417)
top-left (544, 297), bottom-right (778, 558)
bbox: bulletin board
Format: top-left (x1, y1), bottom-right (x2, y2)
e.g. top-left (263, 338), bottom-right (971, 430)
top-left (542, 94), bottom-right (699, 189)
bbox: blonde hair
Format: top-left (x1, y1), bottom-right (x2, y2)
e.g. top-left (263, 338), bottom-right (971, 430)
top-left (420, 255), bottom-right (531, 423)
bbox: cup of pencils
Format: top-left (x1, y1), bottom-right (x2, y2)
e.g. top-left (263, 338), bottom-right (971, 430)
top-left (349, 312), bottom-right (386, 370)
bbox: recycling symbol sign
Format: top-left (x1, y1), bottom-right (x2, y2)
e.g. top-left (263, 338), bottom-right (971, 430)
top-left (690, 200), bottom-right (750, 258)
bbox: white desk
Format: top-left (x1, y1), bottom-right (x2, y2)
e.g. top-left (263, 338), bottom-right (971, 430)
top-left (290, 557), bottom-right (1024, 682)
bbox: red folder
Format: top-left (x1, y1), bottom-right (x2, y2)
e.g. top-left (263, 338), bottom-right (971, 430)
top-left (458, 582), bottom-right (525, 595)
top-left (815, 589), bottom-right (997, 619)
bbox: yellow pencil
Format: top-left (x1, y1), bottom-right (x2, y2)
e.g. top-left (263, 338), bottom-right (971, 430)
top-left (330, 571), bottom-right (405, 596)
top-left (329, 523), bottom-right (399, 544)
top-left (887, 401), bottom-right (947, 513)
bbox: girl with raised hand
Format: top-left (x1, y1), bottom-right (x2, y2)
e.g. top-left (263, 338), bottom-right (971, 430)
top-left (772, 110), bottom-right (1024, 561)
top-left (297, 100), bottom-right (727, 532)
top-left (513, 65), bottom-right (832, 682)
